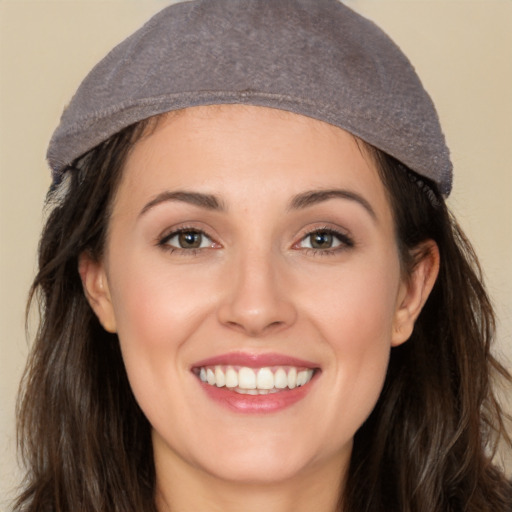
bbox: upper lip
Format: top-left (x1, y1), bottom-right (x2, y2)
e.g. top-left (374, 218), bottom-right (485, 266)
top-left (192, 351), bottom-right (319, 369)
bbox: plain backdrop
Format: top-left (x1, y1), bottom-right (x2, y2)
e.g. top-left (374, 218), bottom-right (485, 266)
top-left (1, 0), bottom-right (511, 507)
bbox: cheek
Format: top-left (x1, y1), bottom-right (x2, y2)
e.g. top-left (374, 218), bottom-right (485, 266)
top-left (108, 245), bottom-right (212, 343)
top-left (104, 250), bottom-right (213, 401)
top-left (300, 257), bottom-right (400, 426)
top-left (304, 253), bottom-right (400, 347)
top-left (105, 255), bottom-right (220, 452)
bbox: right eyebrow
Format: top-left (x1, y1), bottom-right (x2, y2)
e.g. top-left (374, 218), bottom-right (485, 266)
top-left (138, 190), bottom-right (225, 217)
top-left (288, 188), bottom-right (377, 222)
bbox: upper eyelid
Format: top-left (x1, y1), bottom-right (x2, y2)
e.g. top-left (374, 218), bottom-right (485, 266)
top-left (295, 226), bottom-right (355, 248)
top-left (155, 222), bottom-right (354, 248)
top-left (158, 225), bottom-right (217, 246)
top-left (297, 224), bottom-right (353, 240)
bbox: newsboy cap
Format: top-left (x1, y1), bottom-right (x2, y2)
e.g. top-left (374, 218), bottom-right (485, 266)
top-left (47, 0), bottom-right (452, 195)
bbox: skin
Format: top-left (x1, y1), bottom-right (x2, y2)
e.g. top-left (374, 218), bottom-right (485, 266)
top-left (80, 105), bottom-right (439, 512)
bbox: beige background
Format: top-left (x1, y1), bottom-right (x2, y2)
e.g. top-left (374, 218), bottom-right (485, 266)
top-left (1, 0), bottom-right (511, 507)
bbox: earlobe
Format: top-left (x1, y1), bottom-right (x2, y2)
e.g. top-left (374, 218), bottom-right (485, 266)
top-left (78, 252), bottom-right (117, 333)
top-left (391, 240), bottom-right (440, 347)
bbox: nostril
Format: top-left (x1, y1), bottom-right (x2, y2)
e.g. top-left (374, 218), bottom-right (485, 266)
top-left (265, 320), bottom-right (286, 331)
top-left (221, 317), bottom-right (289, 338)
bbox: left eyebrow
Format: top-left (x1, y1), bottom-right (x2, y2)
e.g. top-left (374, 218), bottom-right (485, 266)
top-left (288, 189), bottom-right (377, 221)
top-left (139, 190), bottom-right (225, 217)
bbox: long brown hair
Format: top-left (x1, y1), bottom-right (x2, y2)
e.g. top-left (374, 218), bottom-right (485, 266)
top-left (16, 122), bottom-right (157, 512)
top-left (342, 148), bottom-right (512, 511)
top-left (15, 121), bottom-right (511, 511)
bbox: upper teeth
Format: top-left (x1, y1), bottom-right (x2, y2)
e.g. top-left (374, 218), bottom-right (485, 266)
top-left (197, 365), bottom-right (314, 392)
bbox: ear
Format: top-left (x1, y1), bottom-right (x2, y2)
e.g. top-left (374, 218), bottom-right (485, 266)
top-left (391, 240), bottom-right (440, 347)
top-left (78, 251), bottom-right (117, 333)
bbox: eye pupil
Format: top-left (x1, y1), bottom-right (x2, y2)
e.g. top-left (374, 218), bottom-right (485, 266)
top-left (179, 231), bottom-right (202, 248)
top-left (311, 232), bottom-right (333, 249)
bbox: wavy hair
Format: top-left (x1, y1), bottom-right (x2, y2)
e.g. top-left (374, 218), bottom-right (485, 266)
top-left (343, 148), bottom-right (512, 511)
top-left (15, 121), bottom-right (511, 511)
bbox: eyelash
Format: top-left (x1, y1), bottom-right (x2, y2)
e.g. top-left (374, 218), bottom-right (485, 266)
top-left (157, 226), bottom-right (354, 256)
top-left (295, 226), bottom-right (354, 256)
top-left (157, 226), bottom-right (218, 255)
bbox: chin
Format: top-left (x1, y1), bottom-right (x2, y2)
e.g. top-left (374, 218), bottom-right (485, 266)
top-left (199, 450), bottom-right (316, 485)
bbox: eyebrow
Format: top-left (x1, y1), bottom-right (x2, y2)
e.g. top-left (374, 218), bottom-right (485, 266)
top-left (139, 190), bottom-right (225, 216)
top-left (138, 188), bottom-right (376, 220)
top-left (289, 189), bottom-right (377, 220)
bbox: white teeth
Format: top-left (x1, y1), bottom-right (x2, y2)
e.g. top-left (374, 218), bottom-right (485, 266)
top-left (238, 367), bottom-right (257, 389)
top-left (274, 368), bottom-right (288, 389)
top-left (206, 368), bottom-right (215, 385)
top-left (287, 367), bottom-right (297, 389)
top-left (225, 367), bottom-right (238, 388)
top-left (197, 365), bottom-right (315, 392)
top-left (215, 366), bottom-right (225, 387)
top-left (296, 370), bottom-right (308, 387)
top-left (256, 367), bottom-right (274, 389)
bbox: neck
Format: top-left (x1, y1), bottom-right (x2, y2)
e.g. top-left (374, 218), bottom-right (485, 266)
top-left (153, 441), bottom-right (348, 512)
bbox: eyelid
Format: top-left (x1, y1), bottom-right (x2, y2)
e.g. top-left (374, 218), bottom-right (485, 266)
top-left (293, 225), bottom-right (355, 253)
top-left (157, 224), bottom-right (221, 252)
top-left (155, 223), bottom-right (353, 255)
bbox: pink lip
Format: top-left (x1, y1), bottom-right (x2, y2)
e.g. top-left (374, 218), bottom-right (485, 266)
top-left (192, 352), bottom-right (320, 414)
top-left (197, 377), bottom-right (318, 413)
top-left (192, 351), bottom-right (319, 369)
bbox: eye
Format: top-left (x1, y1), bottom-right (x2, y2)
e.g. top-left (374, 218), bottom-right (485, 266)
top-left (297, 229), bottom-right (353, 251)
top-left (160, 229), bottom-right (215, 250)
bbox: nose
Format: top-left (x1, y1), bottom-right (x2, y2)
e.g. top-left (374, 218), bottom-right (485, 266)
top-left (217, 250), bottom-right (297, 337)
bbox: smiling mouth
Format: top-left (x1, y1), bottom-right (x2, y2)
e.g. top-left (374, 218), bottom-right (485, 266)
top-left (193, 365), bottom-right (316, 395)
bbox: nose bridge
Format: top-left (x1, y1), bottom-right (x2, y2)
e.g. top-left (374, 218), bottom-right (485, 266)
top-left (218, 242), bottom-right (297, 336)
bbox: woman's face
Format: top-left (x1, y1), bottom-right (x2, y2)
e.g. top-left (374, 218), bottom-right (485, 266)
top-left (82, 105), bottom-right (428, 487)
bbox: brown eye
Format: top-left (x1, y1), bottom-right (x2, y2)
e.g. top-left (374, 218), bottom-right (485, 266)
top-left (309, 232), bottom-right (334, 249)
top-left (297, 229), bottom-right (353, 252)
top-left (178, 231), bottom-right (203, 248)
top-left (161, 229), bottom-right (213, 250)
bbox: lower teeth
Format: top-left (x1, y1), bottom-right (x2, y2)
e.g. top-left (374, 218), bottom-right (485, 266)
top-left (231, 387), bottom-right (281, 395)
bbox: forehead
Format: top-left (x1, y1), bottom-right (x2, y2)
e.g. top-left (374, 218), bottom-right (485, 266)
top-left (113, 105), bottom-right (391, 220)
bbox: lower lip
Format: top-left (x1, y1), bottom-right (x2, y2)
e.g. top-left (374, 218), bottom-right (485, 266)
top-left (197, 377), bottom-right (317, 413)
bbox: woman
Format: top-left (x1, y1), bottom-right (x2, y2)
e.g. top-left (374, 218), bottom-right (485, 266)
top-left (15, 1), bottom-right (511, 511)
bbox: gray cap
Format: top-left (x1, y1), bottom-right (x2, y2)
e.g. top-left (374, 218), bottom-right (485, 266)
top-left (47, 0), bottom-right (452, 195)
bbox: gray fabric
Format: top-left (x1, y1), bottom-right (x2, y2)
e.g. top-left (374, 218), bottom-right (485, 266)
top-left (47, 0), bottom-right (453, 195)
